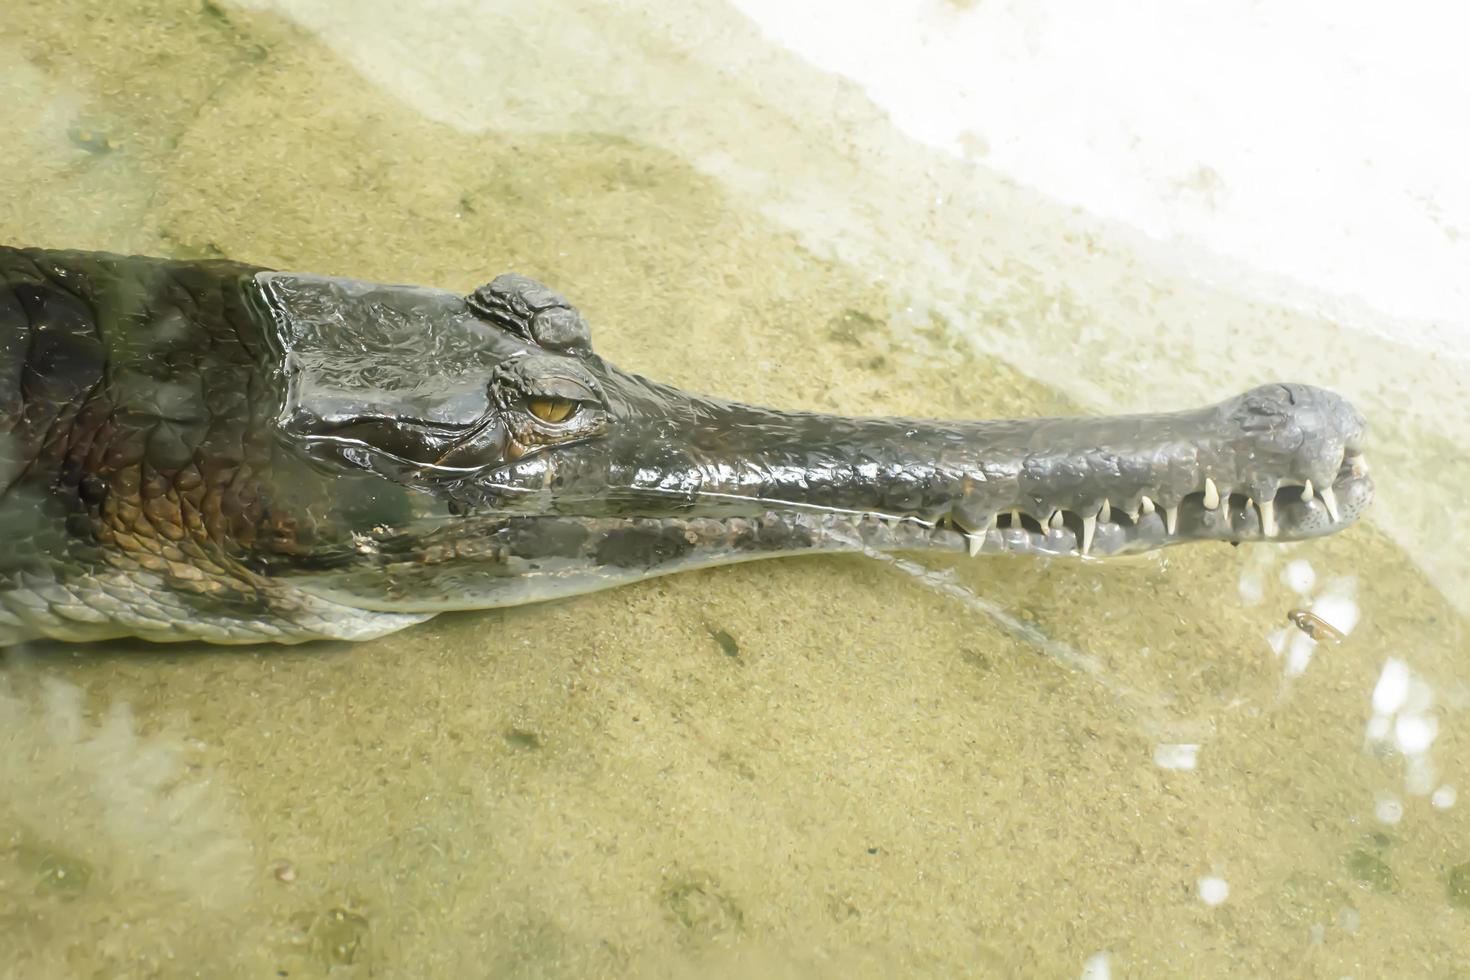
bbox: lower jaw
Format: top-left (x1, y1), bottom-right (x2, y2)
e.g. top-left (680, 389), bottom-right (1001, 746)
top-left (324, 467), bottom-right (1370, 614)
top-left (471, 467), bottom-right (1374, 569)
top-left (808, 471), bottom-right (1375, 560)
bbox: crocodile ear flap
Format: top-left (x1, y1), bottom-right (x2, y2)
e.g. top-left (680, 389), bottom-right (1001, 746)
top-left (466, 273), bottom-right (593, 355)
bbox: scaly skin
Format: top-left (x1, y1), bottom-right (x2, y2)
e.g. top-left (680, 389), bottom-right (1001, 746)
top-left (0, 247), bottom-right (1373, 645)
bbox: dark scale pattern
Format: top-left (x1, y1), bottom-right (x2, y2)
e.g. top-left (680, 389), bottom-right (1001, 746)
top-left (0, 247), bottom-right (388, 643)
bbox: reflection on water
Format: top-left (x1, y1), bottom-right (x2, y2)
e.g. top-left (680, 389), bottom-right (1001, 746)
top-left (1, 0), bottom-right (1466, 977)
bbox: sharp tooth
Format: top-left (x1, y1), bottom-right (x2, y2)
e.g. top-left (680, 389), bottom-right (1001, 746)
top-left (1080, 514), bottom-right (1096, 555)
top-left (1010, 508), bottom-right (1022, 529)
top-left (1301, 479), bottom-right (1315, 503)
top-left (1348, 453), bottom-right (1369, 477)
top-left (1258, 498), bottom-right (1277, 537)
top-left (1320, 486), bottom-right (1341, 522)
top-left (1203, 477), bottom-right (1220, 510)
top-left (1098, 499), bottom-right (1111, 523)
top-left (1164, 505), bottom-right (1178, 535)
top-left (1048, 510), bottom-right (1064, 531)
top-left (967, 533), bottom-right (984, 557)
top-left (1221, 494), bottom-right (1232, 529)
top-left (1139, 495), bottom-right (1156, 516)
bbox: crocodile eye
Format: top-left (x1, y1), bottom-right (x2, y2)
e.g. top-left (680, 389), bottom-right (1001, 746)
top-left (527, 396), bottom-right (578, 424)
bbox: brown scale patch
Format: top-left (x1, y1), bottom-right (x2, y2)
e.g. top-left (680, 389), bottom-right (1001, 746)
top-left (87, 452), bottom-right (273, 606)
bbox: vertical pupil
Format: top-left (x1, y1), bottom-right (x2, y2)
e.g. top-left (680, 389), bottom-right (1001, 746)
top-left (529, 397), bottom-right (575, 423)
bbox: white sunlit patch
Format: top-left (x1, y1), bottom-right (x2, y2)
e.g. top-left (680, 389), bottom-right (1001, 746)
top-left (1404, 677), bottom-right (1436, 716)
top-left (1237, 567), bottom-right (1265, 606)
top-left (1371, 659), bottom-right (1410, 715)
top-left (1285, 630), bottom-right (1316, 677)
top-left (1373, 796), bottom-right (1404, 825)
top-left (1405, 755), bottom-right (1439, 797)
top-left (1310, 589), bottom-right (1360, 637)
top-left (1394, 713), bottom-right (1439, 755)
top-left (1365, 714), bottom-right (1392, 741)
top-left (1197, 876), bottom-right (1229, 906)
top-left (1282, 559), bottom-right (1316, 595)
top-left (1153, 743), bottom-right (1200, 771)
top-left (1431, 785), bottom-right (1457, 811)
top-left (1364, 656), bottom-right (1449, 813)
top-left (1240, 548), bottom-right (1278, 608)
top-left (1080, 951), bottom-right (1111, 980)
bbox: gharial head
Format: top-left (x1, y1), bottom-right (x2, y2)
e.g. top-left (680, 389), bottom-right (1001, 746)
top-left (257, 269), bottom-right (1372, 613)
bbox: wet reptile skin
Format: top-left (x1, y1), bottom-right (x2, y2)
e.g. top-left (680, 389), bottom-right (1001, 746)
top-left (0, 246), bottom-right (1372, 645)
top-left (0, 248), bottom-right (425, 642)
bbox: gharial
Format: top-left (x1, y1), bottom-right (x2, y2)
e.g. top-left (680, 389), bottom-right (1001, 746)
top-left (0, 247), bottom-right (1372, 645)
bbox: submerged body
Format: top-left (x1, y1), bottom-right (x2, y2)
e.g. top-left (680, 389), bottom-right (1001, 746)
top-left (0, 247), bottom-right (1372, 644)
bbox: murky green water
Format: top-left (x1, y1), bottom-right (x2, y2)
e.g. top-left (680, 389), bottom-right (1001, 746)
top-left (1, 2), bottom-right (1466, 977)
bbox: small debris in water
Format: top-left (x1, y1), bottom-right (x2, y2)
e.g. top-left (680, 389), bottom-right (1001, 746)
top-left (707, 627), bottom-right (740, 659)
top-left (503, 729), bottom-right (543, 750)
top-left (1448, 863), bottom-right (1470, 909)
top-left (35, 852), bottom-right (93, 899)
top-left (1288, 608), bottom-right (1344, 644)
top-left (663, 873), bottom-right (744, 938)
top-left (274, 861), bottom-right (297, 883)
top-left (1347, 848), bottom-right (1396, 893)
top-left (67, 127), bottom-right (120, 155)
top-left (307, 908), bottom-right (371, 967)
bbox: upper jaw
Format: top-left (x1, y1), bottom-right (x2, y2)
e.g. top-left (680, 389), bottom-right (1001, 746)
top-left (503, 380), bottom-right (1373, 560)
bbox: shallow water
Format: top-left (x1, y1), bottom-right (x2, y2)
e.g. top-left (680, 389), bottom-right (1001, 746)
top-left (1, 1), bottom-right (1467, 977)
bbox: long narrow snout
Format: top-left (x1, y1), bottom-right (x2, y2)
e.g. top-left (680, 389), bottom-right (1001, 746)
top-left (328, 379), bottom-right (1373, 619)
top-left (551, 380), bottom-right (1373, 561)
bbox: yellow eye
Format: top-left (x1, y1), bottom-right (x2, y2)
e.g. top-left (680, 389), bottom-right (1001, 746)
top-left (527, 396), bottom-right (577, 424)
